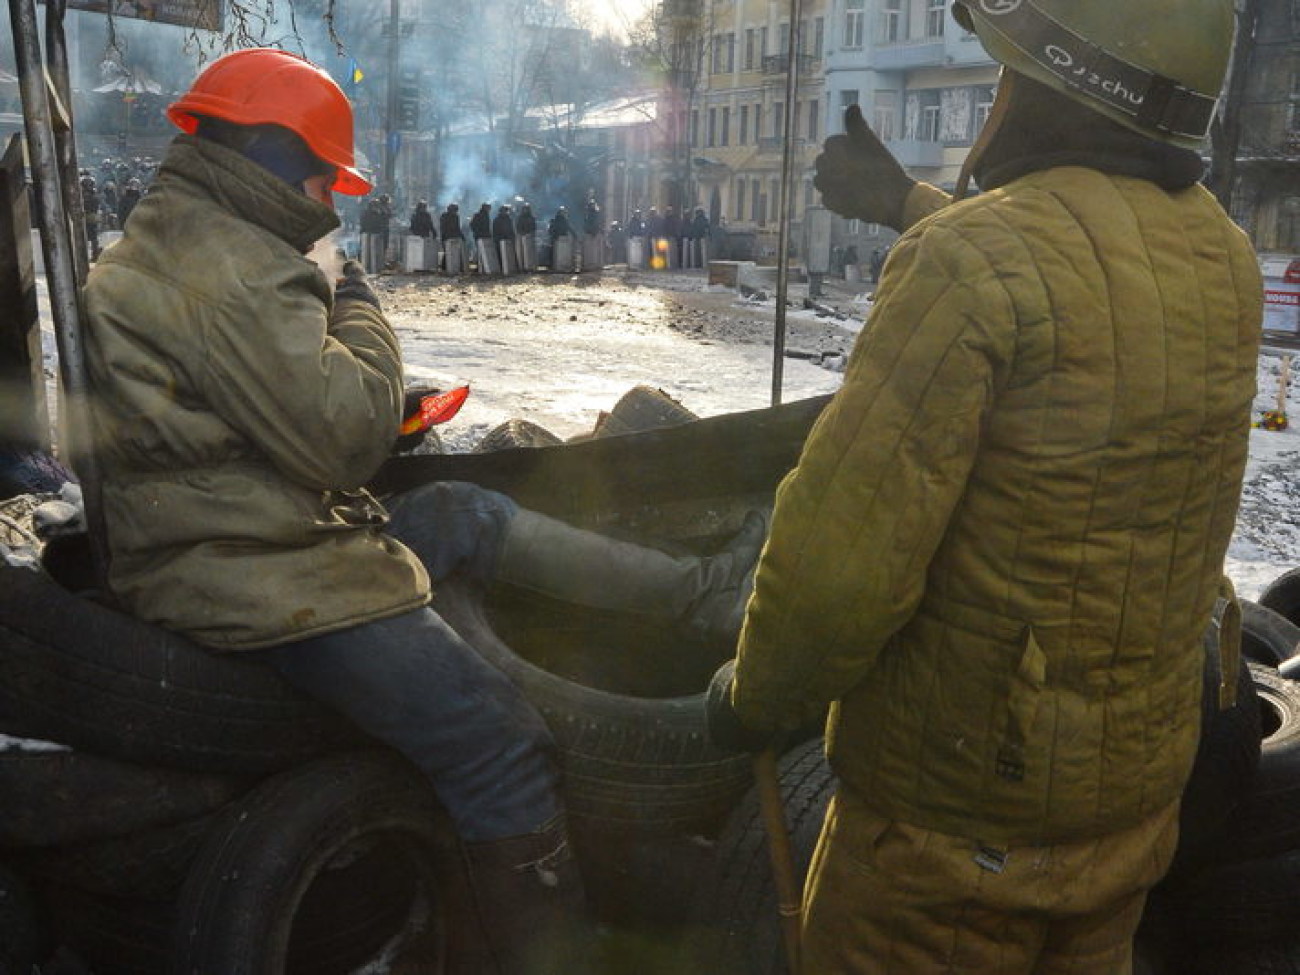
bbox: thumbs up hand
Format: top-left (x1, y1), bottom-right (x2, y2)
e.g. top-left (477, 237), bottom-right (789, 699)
top-left (813, 104), bottom-right (916, 232)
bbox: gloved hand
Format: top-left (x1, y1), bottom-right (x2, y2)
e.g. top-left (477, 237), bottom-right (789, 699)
top-left (706, 659), bottom-right (776, 754)
top-left (335, 259), bottom-right (381, 309)
top-left (813, 104), bottom-right (916, 232)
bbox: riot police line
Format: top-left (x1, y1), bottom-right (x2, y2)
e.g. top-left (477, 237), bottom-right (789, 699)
top-left (357, 194), bottom-right (715, 277)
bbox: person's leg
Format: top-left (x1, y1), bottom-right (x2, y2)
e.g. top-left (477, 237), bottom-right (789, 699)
top-left (262, 607), bottom-right (556, 840)
top-left (384, 480), bottom-right (767, 642)
top-left (801, 788), bottom-right (1178, 975)
top-left (261, 609), bottom-right (588, 974)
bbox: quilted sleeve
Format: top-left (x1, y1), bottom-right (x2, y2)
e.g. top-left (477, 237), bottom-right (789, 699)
top-left (732, 220), bottom-right (1017, 733)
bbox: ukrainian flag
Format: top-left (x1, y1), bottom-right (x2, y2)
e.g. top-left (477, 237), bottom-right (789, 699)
top-left (349, 58), bottom-right (364, 85)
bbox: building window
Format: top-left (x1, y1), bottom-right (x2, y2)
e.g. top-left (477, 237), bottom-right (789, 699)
top-left (778, 22), bottom-right (790, 55)
top-left (814, 16), bottom-right (825, 57)
top-left (752, 180), bottom-right (762, 224)
top-left (707, 107), bottom-right (717, 147)
top-left (808, 99), bottom-right (819, 142)
top-left (906, 90), bottom-right (941, 141)
top-left (754, 104), bottom-right (763, 143)
top-left (844, 0), bottom-right (865, 49)
top-left (727, 33), bottom-right (736, 71)
top-left (760, 26), bottom-right (768, 58)
top-left (926, 0), bottom-right (945, 37)
top-left (722, 106), bottom-right (731, 146)
top-left (690, 109), bottom-right (700, 147)
top-left (744, 28), bottom-right (757, 70)
top-left (739, 104), bottom-right (749, 143)
top-left (735, 177), bottom-right (746, 220)
top-left (774, 102), bottom-right (785, 138)
top-left (880, 0), bottom-right (901, 43)
top-left (874, 91), bottom-right (897, 141)
top-left (711, 35), bottom-right (723, 74)
top-left (974, 85), bottom-right (996, 136)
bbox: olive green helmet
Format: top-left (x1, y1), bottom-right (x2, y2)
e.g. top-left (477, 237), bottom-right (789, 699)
top-left (952, 0), bottom-right (1235, 148)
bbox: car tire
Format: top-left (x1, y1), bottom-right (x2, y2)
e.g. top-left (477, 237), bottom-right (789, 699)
top-left (1240, 599), bottom-right (1300, 668)
top-left (1259, 568), bottom-right (1300, 628)
top-left (593, 386), bottom-right (699, 439)
top-left (170, 750), bottom-right (479, 975)
top-left (686, 738), bottom-right (833, 975)
top-left (473, 418), bottom-right (563, 453)
top-left (0, 743), bottom-right (248, 848)
top-left (0, 564), bottom-right (367, 775)
top-left (433, 576), bottom-right (753, 836)
top-left (1200, 664), bottom-right (1300, 865)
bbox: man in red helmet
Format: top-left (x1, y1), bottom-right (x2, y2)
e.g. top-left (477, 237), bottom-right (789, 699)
top-left (83, 47), bottom-right (763, 974)
top-left (707, 1), bottom-right (1262, 972)
top-left (82, 48), bottom-right (588, 974)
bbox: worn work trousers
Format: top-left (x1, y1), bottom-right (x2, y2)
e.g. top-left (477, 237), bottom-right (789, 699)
top-left (261, 482), bottom-right (560, 844)
top-left (801, 787), bottom-right (1180, 975)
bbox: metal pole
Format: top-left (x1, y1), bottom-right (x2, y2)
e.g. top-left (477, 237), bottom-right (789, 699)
top-left (9, 0), bottom-right (111, 588)
top-left (45, 0), bottom-right (89, 283)
top-left (383, 0), bottom-right (400, 195)
top-left (771, 0), bottom-right (804, 407)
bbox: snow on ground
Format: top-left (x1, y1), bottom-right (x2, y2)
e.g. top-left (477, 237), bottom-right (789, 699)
top-left (38, 267), bottom-right (1298, 600)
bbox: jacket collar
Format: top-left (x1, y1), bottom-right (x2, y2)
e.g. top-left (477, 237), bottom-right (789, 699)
top-left (156, 135), bottom-right (340, 252)
top-left (973, 78), bottom-right (1205, 194)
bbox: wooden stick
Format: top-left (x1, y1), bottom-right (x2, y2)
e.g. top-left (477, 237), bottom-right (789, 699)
top-left (754, 748), bottom-right (803, 974)
top-left (1278, 355), bottom-right (1292, 415)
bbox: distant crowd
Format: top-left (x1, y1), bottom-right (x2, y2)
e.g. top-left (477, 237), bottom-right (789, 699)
top-left (77, 155), bottom-right (159, 260)
top-left (356, 192), bottom-right (717, 276)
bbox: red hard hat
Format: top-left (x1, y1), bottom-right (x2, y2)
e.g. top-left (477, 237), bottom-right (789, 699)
top-left (167, 48), bottom-right (371, 196)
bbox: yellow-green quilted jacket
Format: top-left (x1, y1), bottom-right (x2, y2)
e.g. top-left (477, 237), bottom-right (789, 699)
top-left (734, 168), bottom-right (1261, 844)
top-left (84, 136), bottom-right (429, 650)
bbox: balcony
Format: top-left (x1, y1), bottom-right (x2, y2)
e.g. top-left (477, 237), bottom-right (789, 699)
top-left (885, 138), bottom-right (944, 169)
top-left (757, 136), bottom-right (810, 154)
top-left (871, 40), bottom-right (945, 70)
top-left (761, 54), bottom-right (821, 77)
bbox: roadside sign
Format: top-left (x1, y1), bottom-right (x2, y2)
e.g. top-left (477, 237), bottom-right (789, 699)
top-left (39, 0), bottom-right (223, 31)
top-left (1262, 256), bottom-right (1300, 338)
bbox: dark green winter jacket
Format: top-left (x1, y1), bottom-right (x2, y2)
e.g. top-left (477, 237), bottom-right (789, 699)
top-left (84, 135), bottom-right (430, 650)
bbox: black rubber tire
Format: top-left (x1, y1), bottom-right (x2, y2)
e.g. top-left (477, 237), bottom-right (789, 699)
top-left (171, 750), bottom-right (478, 975)
top-left (1200, 664), bottom-right (1300, 865)
top-left (433, 576), bottom-right (754, 836)
top-left (474, 418), bottom-right (563, 453)
top-left (15, 812), bottom-right (216, 900)
top-left (0, 563), bottom-right (367, 774)
top-left (1163, 848), bottom-right (1300, 951)
top-left (1168, 619), bottom-right (1262, 873)
top-left (594, 386), bottom-right (699, 439)
top-left (36, 882), bottom-right (173, 975)
top-left (687, 738), bottom-right (834, 975)
top-left (0, 861), bottom-right (41, 975)
top-left (1241, 599), bottom-right (1300, 668)
top-left (0, 744), bottom-right (248, 847)
top-left (1182, 939), bottom-right (1300, 975)
top-left (1259, 568), bottom-right (1300, 628)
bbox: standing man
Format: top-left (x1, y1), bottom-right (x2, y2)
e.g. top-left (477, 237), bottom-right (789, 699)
top-left (407, 198), bottom-right (436, 272)
top-left (78, 169), bottom-right (101, 262)
top-left (548, 205), bottom-right (574, 272)
top-left (440, 202), bottom-right (465, 274)
top-left (470, 202), bottom-right (497, 275)
top-left (580, 196), bottom-right (603, 272)
top-left (493, 203), bottom-right (518, 276)
top-left (708, 2), bottom-right (1261, 972)
top-left (515, 202), bottom-right (538, 271)
top-left (81, 49), bottom-right (589, 974)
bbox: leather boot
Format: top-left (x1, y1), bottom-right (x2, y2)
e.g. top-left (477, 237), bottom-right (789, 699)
top-left (493, 509), bottom-right (768, 643)
top-left (465, 815), bottom-right (592, 975)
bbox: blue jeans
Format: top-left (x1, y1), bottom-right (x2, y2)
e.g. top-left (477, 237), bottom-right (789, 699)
top-left (261, 482), bottom-right (558, 843)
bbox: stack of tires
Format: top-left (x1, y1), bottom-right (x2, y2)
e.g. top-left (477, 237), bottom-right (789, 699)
top-left (685, 573), bottom-right (1300, 975)
top-left (0, 389), bottom-right (766, 973)
top-left (0, 529), bottom-right (476, 972)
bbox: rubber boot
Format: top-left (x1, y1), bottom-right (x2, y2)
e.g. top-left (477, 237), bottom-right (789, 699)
top-left (465, 815), bottom-right (593, 975)
top-left (493, 509), bottom-right (768, 642)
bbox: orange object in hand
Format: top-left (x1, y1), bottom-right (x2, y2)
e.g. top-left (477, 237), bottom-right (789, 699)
top-left (400, 385), bottom-right (470, 435)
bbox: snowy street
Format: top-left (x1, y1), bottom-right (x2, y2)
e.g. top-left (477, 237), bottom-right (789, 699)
top-left (376, 267), bottom-right (1299, 601)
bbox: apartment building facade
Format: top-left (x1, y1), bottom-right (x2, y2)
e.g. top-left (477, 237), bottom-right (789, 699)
top-left (673, 0), bottom-right (997, 262)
